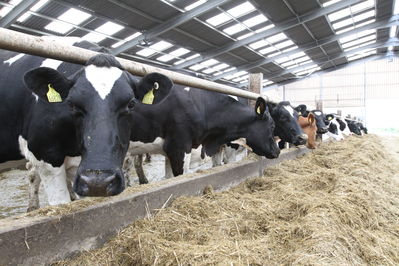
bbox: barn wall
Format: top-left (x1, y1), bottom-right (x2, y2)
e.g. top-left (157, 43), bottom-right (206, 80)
top-left (268, 56), bottom-right (399, 134)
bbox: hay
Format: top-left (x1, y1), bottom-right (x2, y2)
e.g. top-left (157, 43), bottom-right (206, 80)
top-left (56, 135), bottom-right (399, 265)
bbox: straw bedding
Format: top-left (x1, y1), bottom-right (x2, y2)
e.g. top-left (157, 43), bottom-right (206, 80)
top-left (57, 135), bottom-right (399, 265)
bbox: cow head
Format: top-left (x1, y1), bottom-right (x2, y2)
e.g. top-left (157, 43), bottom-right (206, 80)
top-left (311, 110), bottom-right (328, 134)
top-left (244, 97), bottom-right (280, 159)
top-left (268, 101), bottom-right (307, 146)
top-left (346, 120), bottom-right (362, 135)
top-left (298, 113), bottom-right (317, 149)
top-left (293, 104), bottom-right (309, 116)
top-left (24, 54), bottom-right (171, 197)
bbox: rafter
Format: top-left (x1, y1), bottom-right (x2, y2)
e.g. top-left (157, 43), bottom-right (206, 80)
top-left (212, 15), bottom-right (399, 81)
top-left (110, 0), bottom-right (231, 55)
top-left (0, 0), bottom-right (38, 28)
top-left (173, 0), bottom-right (364, 69)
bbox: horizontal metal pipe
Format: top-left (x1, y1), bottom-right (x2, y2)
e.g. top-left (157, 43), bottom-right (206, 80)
top-left (0, 28), bottom-right (264, 101)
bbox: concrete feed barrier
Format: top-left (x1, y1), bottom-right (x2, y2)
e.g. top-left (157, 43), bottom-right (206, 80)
top-left (0, 147), bottom-right (309, 265)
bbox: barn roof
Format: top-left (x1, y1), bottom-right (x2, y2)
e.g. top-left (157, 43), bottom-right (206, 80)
top-left (0, 0), bottom-right (398, 89)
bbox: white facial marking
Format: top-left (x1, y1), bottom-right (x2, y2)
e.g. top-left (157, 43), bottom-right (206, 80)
top-left (32, 92), bottom-right (39, 102)
top-left (4, 53), bottom-right (25, 65)
top-left (283, 105), bottom-right (295, 118)
top-left (85, 65), bottom-right (123, 100)
top-left (184, 87), bottom-right (190, 92)
top-left (228, 95), bottom-right (239, 101)
top-left (314, 111), bottom-right (322, 116)
top-left (18, 136), bottom-right (71, 205)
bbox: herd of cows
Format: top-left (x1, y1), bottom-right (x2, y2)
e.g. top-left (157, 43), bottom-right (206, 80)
top-left (0, 37), bottom-right (367, 211)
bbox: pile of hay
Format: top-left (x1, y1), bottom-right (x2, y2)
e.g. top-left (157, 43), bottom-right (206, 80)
top-left (58, 135), bottom-right (399, 265)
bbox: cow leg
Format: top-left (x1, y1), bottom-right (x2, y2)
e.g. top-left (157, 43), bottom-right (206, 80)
top-left (223, 146), bottom-right (236, 164)
top-left (211, 146), bottom-right (224, 167)
top-left (134, 154), bottom-right (148, 184)
top-left (164, 157), bottom-right (174, 179)
top-left (26, 162), bottom-right (40, 212)
top-left (183, 152), bottom-right (191, 174)
top-left (144, 153), bottom-right (151, 163)
top-left (122, 153), bottom-right (133, 187)
top-left (36, 162), bottom-right (71, 206)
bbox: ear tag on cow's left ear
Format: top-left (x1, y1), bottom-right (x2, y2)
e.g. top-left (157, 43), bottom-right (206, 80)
top-left (256, 106), bottom-right (261, 115)
top-left (47, 84), bottom-right (62, 103)
top-left (328, 116), bottom-right (332, 120)
top-left (298, 111), bottom-right (302, 115)
top-left (142, 89), bottom-right (154, 105)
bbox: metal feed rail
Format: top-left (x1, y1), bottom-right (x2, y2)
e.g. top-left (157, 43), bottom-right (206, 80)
top-left (0, 28), bottom-right (267, 101)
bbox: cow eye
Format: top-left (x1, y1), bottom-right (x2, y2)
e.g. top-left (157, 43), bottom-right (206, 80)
top-left (67, 101), bottom-right (84, 116)
top-left (127, 99), bottom-right (136, 109)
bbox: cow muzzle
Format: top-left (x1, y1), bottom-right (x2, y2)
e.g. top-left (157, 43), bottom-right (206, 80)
top-left (293, 134), bottom-right (308, 146)
top-left (317, 126), bottom-right (329, 134)
top-left (74, 169), bottom-right (125, 197)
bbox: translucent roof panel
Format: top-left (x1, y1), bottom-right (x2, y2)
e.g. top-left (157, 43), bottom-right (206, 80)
top-left (136, 41), bottom-right (173, 57)
top-left (226, 2), bottom-right (255, 17)
top-left (323, 0), bottom-right (343, 7)
top-left (347, 48), bottom-right (376, 61)
top-left (395, 0), bottom-right (399, 14)
top-left (0, 0), bottom-right (22, 18)
top-left (223, 23), bottom-right (246, 35)
top-left (45, 8), bottom-right (91, 34)
top-left (206, 12), bottom-right (231, 26)
top-left (266, 33), bottom-right (288, 44)
top-left (82, 21), bottom-right (124, 43)
top-left (185, 0), bottom-right (207, 11)
top-left (17, 0), bottom-right (49, 23)
top-left (111, 32), bottom-right (142, 48)
top-left (242, 14), bottom-right (268, 28)
top-left (390, 25), bottom-right (397, 38)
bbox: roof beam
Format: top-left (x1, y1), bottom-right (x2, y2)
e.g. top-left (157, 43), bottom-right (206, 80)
top-left (174, 0), bottom-right (364, 69)
top-left (0, 0), bottom-right (38, 28)
top-left (241, 38), bottom-right (399, 86)
top-left (212, 15), bottom-right (399, 81)
top-left (110, 0), bottom-right (231, 55)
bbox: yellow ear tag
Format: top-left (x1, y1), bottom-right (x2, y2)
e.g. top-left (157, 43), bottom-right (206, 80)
top-left (298, 111), bottom-right (302, 115)
top-left (47, 84), bottom-right (62, 103)
top-left (256, 106), bottom-right (261, 114)
top-left (142, 89), bottom-right (154, 105)
top-left (328, 116), bottom-right (332, 120)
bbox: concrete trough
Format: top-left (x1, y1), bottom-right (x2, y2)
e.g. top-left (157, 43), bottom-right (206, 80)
top-left (0, 147), bottom-right (310, 265)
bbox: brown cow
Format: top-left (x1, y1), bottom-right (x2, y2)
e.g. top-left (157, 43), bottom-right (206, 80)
top-left (298, 113), bottom-right (317, 149)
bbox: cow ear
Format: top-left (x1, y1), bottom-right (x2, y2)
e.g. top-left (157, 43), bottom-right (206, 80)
top-left (135, 72), bottom-right (173, 104)
top-left (24, 67), bottom-right (73, 103)
top-left (308, 113), bottom-right (315, 125)
top-left (255, 97), bottom-right (267, 117)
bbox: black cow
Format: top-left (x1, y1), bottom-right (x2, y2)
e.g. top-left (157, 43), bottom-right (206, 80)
top-left (346, 120), bottom-right (362, 135)
top-left (0, 38), bottom-right (170, 201)
top-left (128, 80), bottom-right (280, 178)
top-left (294, 104), bottom-right (328, 134)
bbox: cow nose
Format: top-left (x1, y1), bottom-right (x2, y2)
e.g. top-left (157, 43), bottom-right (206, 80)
top-left (74, 170), bottom-right (125, 197)
top-left (294, 134), bottom-right (308, 146)
top-left (318, 126), bottom-right (328, 134)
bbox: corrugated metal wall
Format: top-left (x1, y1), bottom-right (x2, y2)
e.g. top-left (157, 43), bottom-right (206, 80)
top-left (275, 56), bottom-right (399, 107)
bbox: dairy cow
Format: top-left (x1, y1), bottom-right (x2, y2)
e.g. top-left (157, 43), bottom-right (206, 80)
top-left (0, 38), bottom-right (171, 204)
top-left (127, 80), bottom-right (280, 180)
top-left (324, 114), bottom-right (344, 140)
top-left (297, 113), bottom-right (317, 149)
top-left (294, 104), bottom-right (328, 134)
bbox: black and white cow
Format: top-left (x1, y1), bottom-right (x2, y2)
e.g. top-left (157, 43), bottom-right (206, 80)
top-left (267, 101), bottom-right (308, 150)
top-left (127, 79), bottom-right (280, 179)
top-left (345, 119), bottom-right (362, 135)
top-left (0, 37), bottom-right (171, 203)
top-left (324, 114), bottom-right (344, 140)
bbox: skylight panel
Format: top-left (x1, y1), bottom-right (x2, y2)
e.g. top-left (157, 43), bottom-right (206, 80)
top-left (395, 0), bottom-right (399, 14)
top-left (17, 0), bottom-right (49, 23)
top-left (259, 45), bottom-right (278, 55)
top-left (0, 0), bottom-right (22, 18)
top-left (111, 32), bottom-right (142, 48)
top-left (350, 0), bottom-right (374, 13)
top-left (274, 40), bottom-right (294, 49)
top-left (223, 23), bottom-right (246, 35)
top-left (227, 2), bottom-right (255, 18)
top-left (157, 54), bottom-right (175, 62)
top-left (189, 63), bottom-right (205, 71)
top-left (185, 53), bottom-right (200, 60)
top-left (356, 19), bottom-right (375, 27)
top-left (249, 40), bottom-right (269, 49)
top-left (328, 8), bottom-right (351, 21)
top-left (45, 8), bottom-right (91, 34)
top-left (185, 0), bottom-right (207, 11)
top-left (201, 59), bottom-right (219, 67)
top-left (243, 14), bottom-right (268, 28)
top-left (290, 51), bottom-right (306, 59)
top-left (266, 33), bottom-right (287, 44)
top-left (256, 24), bottom-right (275, 33)
top-left (237, 32), bottom-right (254, 40)
top-left (202, 68), bottom-right (218, 74)
top-left (336, 26), bottom-right (354, 34)
top-left (323, 0), bottom-right (342, 7)
top-left (332, 18), bottom-right (353, 29)
top-left (340, 29), bottom-right (374, 43)
top-left (174, 59), bottom-right (186, 65)
top-left (150, 41), bottom-right (173, 51)
top-left (206, 13), bottom-right (231, 26)
top-left (341, 33), bottom-right (375, 48)
top-left (170, 48), bottom-right (190, 57)
top-left (223, 67), bottom-right (236, 73)
top-left (82, 32), bottom-right (107, 43)
top-left (353, 10), bottom-right (375, 22)
top-left (96, 22), bottom-right (124, 35)
top-left (274, 57), bottom-right (290, 64)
